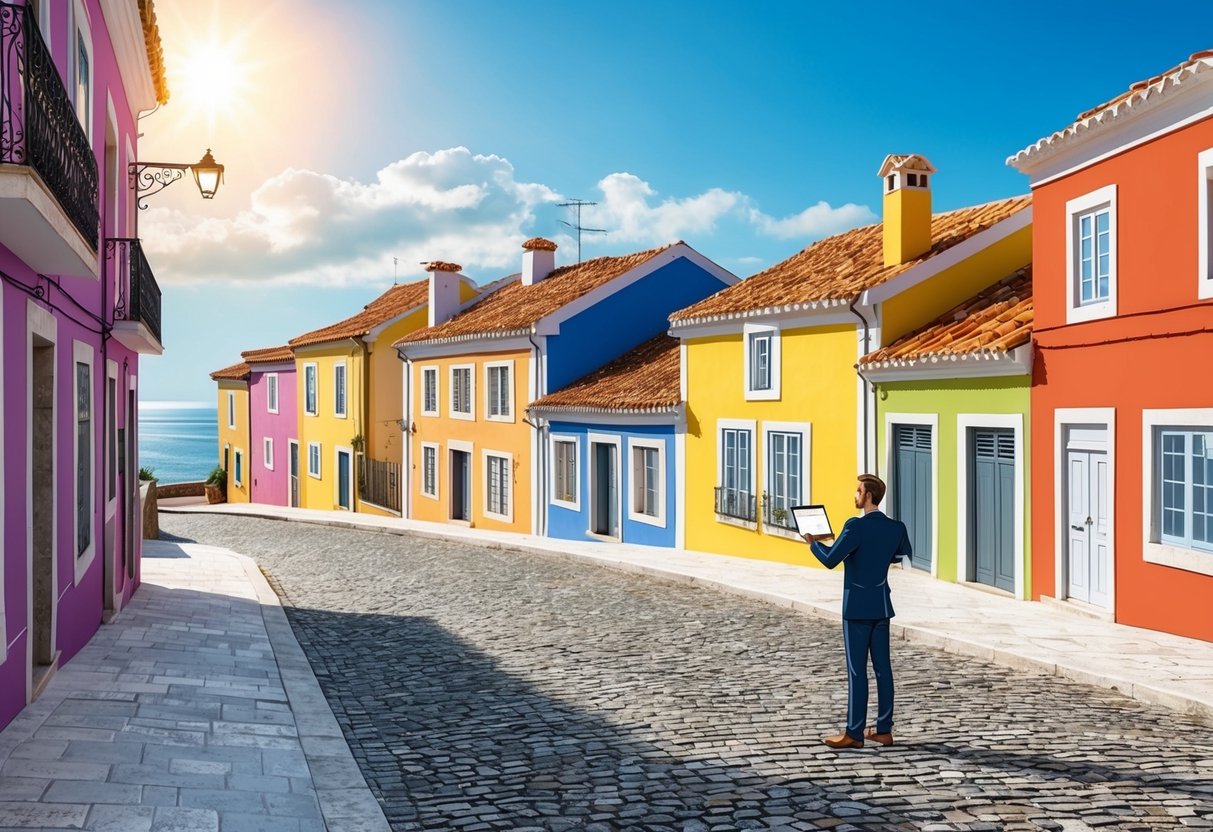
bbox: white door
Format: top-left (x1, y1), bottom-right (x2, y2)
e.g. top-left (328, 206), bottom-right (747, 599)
top-left (1066, 449), bottom-right (1110, 608)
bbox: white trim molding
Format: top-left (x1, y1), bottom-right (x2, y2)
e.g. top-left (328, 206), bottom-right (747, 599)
top-left (1064, 184), bottom-right (1118, 324)
top-left (333, 360), bottom-right (348, 419)
top-left (483, 359), bottom-right (515, 423)
top-left (743, 322), bottom-right (781, 401)
top-left (307, 441), bottom-right (322, 479)
top-left (72, 338), bottom-right (96, 586)
top-left (420, 365), bottom-right (440, 417)
top-left (266, 372), bottom-right (280, 415)
top-left (881, 412), bottom-right (940, 578)
top-left (1141, 408), bottom-right (1213, 576)
top-left (1199, 148), bottom-right (1213, 300)
top-left (420, 441), bottom-right (440, 500)
top-left (26, 299), bottom-right (59, 689)
top-left (333, 445), bottom-right (354, 510)
top-left (263, 437), bottom-right (274, 472)
top-left (860, 343), bottom-right (1033, 383)
top-left (1053, 407), bottom-right (1117, 614)
top-left (449, 363), bottom-right (475, 421)
top-left (482, 449), bottom-right (514, 523)
top-left (626, 437), bottom-right (667, 528)
top-left (586, 433), bottom-right (623, 541)
top-left (956, 413), bottom-right (1027, 599)
top-left (233, 447), bottom-right (244, 488)
top-left (716, 418), bottom-right (758, 530)
top-left (303, 363), bottom-right (319, 417)
top-left (549, 434), bottom-right (580, 512)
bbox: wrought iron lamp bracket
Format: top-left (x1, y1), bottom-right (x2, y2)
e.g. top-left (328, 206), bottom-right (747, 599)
top-left (128, 162), bottom-right (189, 210)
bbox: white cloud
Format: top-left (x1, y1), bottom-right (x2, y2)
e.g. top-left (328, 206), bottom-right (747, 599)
top-left (141, 147), bottom-right (875, 286)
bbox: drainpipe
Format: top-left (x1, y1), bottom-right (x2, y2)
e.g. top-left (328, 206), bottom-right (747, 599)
top-left (528, 332), bottom-right (545, 537)
top-left (347, 336), bottom-right (367, 512)
top-left (849, 299), bottom-right (872, 473)
top-left (396, 345), bottom-right (412, 519)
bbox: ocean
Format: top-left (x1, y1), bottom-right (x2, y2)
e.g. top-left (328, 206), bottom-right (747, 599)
top-left (138, 402), bottom-right (218, 485)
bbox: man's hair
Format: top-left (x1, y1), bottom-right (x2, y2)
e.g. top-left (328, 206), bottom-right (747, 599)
top-left (858, 474), bottom-right (886, 506)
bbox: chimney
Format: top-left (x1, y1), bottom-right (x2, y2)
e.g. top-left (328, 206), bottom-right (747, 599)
top-left (877, 154), bottom-right (936, 267)
top-left (424, 261), bottom-right (464, 326)
top-left (521, 237), bottom-right (557, 285)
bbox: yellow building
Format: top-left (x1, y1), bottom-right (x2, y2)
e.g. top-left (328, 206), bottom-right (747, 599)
top-left (669, 155), bottom-right (1032, 565)
top-left (287, 275), bottom-right (480, 515)
top-left (209, 362), bottom-right (251, 503)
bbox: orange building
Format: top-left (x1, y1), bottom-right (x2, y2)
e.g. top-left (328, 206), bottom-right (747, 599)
top-left (1009, 51), bottom-right (1213, 640)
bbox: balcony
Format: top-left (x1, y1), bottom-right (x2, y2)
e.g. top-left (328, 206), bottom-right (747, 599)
top-left (106, 238), bottom-right (162, 354)
top-left (1, 3), bottom-right (100, 277)
top-left (714, 487), bottom-right (756, 523)
top-left (761, 493), bottom-right (799, 533)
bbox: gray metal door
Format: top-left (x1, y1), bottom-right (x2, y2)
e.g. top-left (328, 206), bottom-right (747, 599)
top-left (972, 429), bottom-right (1015, 592)
top-left (893, 424), bottom-right (932, 570)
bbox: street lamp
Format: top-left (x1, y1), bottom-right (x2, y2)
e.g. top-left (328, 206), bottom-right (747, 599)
top-left (128, 148), bottom-right (225, 209)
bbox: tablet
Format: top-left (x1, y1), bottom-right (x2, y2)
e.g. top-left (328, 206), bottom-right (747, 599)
top-left (790, 504), bottom-right (833, 538)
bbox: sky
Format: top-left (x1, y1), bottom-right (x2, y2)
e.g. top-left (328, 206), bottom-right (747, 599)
top-left (136, 0), bottom-right (1213, 403)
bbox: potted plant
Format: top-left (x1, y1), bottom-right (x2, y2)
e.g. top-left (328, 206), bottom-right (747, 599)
top-left (204, 465), bottom-right (227, 504)
top-left (139, 466), bottom-right (156, 482)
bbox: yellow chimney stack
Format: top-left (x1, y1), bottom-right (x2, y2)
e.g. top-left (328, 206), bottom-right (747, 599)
top-left (878, 154), bottom-right (936, 267)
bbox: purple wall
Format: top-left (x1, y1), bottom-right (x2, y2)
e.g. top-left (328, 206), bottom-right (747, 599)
top-left (248, 365), bottom-right (297, 506)
top-left (0, 0), bottom-right (148, 728)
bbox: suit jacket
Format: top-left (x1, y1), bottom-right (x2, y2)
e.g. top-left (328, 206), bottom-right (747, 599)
top-left (810, 510), bottom-right (912, 620)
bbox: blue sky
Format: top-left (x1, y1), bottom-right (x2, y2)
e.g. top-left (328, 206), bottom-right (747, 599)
top-left (138, 0), bottom-right (1213, 402)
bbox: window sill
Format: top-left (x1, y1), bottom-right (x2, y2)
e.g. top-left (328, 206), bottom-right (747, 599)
top-left (744, 389), bottom-right (780, 402)
top-left (450, 412), bottom-right (475, 422)
top-left (628, 511), bottom-right (666, 529)
top-left (421, 410), bottom-right (439, 418)
top-left (1065, 299), bottom-right (1116, 325)
top-left (421, 490), bottom-right (439, 501)
top-left (551, 498), bottom-right (580, 512)
top-left (763, 524), bottom-right (802, 541)
top-left (485, 415), bottom-right (515, 423)
top-left (484, 511), bottom-right (512, 524)
top-left (716, 514), bottom-right (758, 531)
top-left (1143, 540), bottom-right (1213, 577)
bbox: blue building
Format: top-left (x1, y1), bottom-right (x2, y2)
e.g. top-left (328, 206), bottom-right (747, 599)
top-left (529, 335), bottom-right (685, 547)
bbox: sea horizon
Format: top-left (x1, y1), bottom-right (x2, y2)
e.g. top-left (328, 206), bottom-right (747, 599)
top-left (139, 401), bottom-right (218, 485)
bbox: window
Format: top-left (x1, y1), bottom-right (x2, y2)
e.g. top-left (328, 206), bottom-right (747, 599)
top-left (106, 374), bottom-right (116, 503)
top-left (1065, 185), bottom-right (1117, 323)
top-left (485, 453), bottom-right (511, 520)
top-left (334, 362), bottom-right (347, 418)
top-left (1198, 148), bottom-right (1213, 299)
top-left (717, 422), bottom-right (755, 522)
top-left (450, 365), bottom-right (473, 419)
top-left (421, 443), bottom-right (439, 498)
top-left (267, 373), bottom-right (279, 414)
top-left (1158, 429), bottom-right (1213, 553)
top-left (304, 364), bottom-right (318, 415)
top-left (227, 391), bottom-right (235, 428)
top-left (263, 437), bottom-right (274, 470)
top-left (763, 427), bottom-right (808, 532)
top-left (743, 324), bottom-right (780, 400)
top-left (628, 439), bottom-right (665, 527)
top-left (75, 359), bottom-right (91, 557)
top-left (308, 442), bottom-right (322, 478)
top-left (421, 367), bottom-right (439, 416)
top-left (74, 25), bottom-right (91, 141)
top-left (485, 362), bottom-right (512, 420)
top-left (552, 439), bottom-right (577, 506)
top-left (234, 449), bottom-right (244, 487)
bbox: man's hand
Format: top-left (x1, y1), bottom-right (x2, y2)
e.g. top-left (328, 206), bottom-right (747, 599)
top-left (802, 532), bottom-right (835, 544)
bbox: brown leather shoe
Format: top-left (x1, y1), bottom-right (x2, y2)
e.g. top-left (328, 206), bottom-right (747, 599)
top-left (865, 728), bottom-right (894, 746)
top-left (822, 732), bottom-right (863, 749)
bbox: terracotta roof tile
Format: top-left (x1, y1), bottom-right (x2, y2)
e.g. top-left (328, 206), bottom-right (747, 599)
top-left (137, 0), bottom-right (169, 105)
top-left (424, 261), bottom-right (462, 272)
top-left (522, 237), bottom-right (558, 251)
top-left (290, 280), bottom-right (430, 349)
top-left (859, 268), bottom-right (1032, 368)
top-left (530, 335), bottom-right (681, 412)
top-left (210, 361), bottom-right (250, 381)
top-left (671, 197), bottom-right (1029, 325)
top-left (240, 345), bottom-right (293, 365)
top-left (398, 243), bottom-right (676, 346)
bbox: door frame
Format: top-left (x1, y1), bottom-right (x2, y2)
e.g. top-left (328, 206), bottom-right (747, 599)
top-left (288, 439), bottom-right (300, 507)
top-left (882, 412), bottom-right (938, 576)
top-left (1053, 408), bottom-right (1116, 613)
top-left (957, 413), bottom-right (1025, 598)
top-left (334, 445), bottom-right (354, 511)
top-left (587, 432), bottom-right (622, 540)
top-left (26, 299), bottom-right (59, 698)
top-left (448, 439), bottom-right (473, 523)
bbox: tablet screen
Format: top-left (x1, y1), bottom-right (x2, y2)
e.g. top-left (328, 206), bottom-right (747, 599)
top-left (791, 505), bottom-right (833, 537)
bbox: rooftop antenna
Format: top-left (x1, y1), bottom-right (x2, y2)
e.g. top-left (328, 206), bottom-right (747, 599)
top-left (557, 199), bottom-right (606, 263)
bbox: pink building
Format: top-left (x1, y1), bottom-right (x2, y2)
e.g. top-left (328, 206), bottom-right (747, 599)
top-left (242, 345), bottom-right (298, 506)
top-left (0, 0), bottom-right (168, 727)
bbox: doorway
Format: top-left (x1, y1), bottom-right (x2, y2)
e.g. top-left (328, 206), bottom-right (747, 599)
top-left (590, 440), bottom-right (619, 538)
top-left (126, 388), bottom-right (136, 580)
top-left (450, 449), bottom-right (471, 521)
top-left (970, 429), bottom-right (1015, 593)
top-left (336, 449), bottom-right (352, 510)
top-left (892, 423), bottom-right (933, 571)
top-left (30, 335), bottom-right (56, 696)
top-left (289, 440), bottom-right (300, 507)
top-left (1066, 436), bottom-right (1110, 608)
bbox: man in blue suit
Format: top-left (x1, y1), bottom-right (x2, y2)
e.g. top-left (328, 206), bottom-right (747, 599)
top-left (803, 474), bottom-right (911, 749)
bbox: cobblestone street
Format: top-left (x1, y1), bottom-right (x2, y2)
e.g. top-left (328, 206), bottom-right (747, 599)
top-left (158, 515), bottom-right (1213, 832)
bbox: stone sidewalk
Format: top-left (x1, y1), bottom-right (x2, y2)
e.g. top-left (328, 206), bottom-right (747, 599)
top-left (161, 501), bottom-right (1213, 727)
top-left (0, 540), bottom-right (388, 832)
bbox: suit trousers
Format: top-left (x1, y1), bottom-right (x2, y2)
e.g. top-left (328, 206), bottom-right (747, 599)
top-left (842, 618), bottom-right (894, 740)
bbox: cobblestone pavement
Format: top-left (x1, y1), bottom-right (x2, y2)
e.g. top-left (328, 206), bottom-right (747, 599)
top-left (158, 515), bottom-right (1213, 832)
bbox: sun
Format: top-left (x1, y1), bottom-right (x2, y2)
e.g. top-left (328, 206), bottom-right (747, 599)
top-left (172, 26), bottom-right (257, 136)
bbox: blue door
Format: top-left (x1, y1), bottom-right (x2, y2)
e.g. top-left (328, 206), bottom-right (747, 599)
top-left (893, 424), bottom-right (932, 571)
top-left (337, 450), bottom-right (352, 510)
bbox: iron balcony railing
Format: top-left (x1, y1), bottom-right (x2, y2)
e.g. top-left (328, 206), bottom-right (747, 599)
top-left (762, 493), bottom-right (799, 532)
top-left (1, 3), bottom-right (99, 250)
top-left (105, 238), bottom-right (161, 345)
top-left (714, 486), bottom-right (756, 522)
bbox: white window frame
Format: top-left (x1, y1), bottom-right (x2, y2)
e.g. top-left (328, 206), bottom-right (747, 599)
top-left (743, 323), bottom-right (781, 401)
top-left (483, 450), bottom-right (513, 523)
top-left (761, 421), bottom-right (812, 540)
top-left (716, 418), bottom-right (758, 530)
top-left (627, 437), bottom-right (666, 528)
top-left (1142, 408), bottom-right (1213, 577)
top-left (233, 448), bottom-right (244, 488)
top-left (549, 435), bottom-right (580, 511)
top-left (1065, 184), bottom-right (1118, 324)
top-left (333, 360), bottom-right (347, 419)
top-left (420, 442), bottom-right (440, 499)
top-left (227, 391), bottom-right (235, 429)
top-left (484, 360), bottom-right (514, 422)
top-left (1198, 149), bottom-right (1213, 300)
top-left (420, 366), bottom-right (439, 417)
top-left (266, 373), bottom-right (279, 415)
top-left (72, 339), bottom-right (96, 585)
top-left (307, 441), bottom-right (322, 479)
top-left (449, 364), bottom-right (475, 421)
top-left (263, 437), bottom-right (274, 471)
top-left (105, 359), bottom-right (117, 520)
top-left (304, 363), bottom-right (318, 416)
top-left (69, 0), bottom-right (93, 144)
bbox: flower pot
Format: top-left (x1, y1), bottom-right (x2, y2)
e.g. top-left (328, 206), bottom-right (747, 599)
top-left (204, 484), bottom-right (226, 504)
